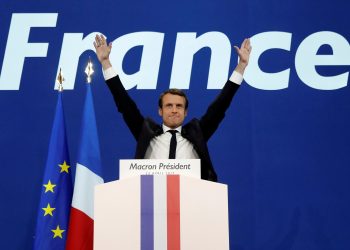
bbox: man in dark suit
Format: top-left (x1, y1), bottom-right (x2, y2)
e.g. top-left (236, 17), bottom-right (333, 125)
top-left (94, 34), bottom-right (251, 182)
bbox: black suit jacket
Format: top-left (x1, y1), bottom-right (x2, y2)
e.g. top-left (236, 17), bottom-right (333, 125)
top-left (106, 75), bottom-right (240, 182)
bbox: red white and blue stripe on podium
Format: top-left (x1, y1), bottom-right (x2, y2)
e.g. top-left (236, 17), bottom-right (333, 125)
top-left (141, 175), bottom-right (181, 250)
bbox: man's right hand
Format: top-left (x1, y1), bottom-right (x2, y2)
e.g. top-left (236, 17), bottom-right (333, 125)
top-left (94, 34), bottom-right (113, 70)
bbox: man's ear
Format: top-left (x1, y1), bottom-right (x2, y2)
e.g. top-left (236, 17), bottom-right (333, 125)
top-left (184, 109), bottom-right (188, 117)
top-left (158, 107), bottom-right (163, 116)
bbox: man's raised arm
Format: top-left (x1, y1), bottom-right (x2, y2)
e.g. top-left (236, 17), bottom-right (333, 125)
top-left (94, 34), bottom-right (144, 140)
top-left (199, 38), bottom-right (252, 140)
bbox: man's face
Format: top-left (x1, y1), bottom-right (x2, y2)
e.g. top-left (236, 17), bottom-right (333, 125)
top-left (159, 93), bottom-right (187, 129)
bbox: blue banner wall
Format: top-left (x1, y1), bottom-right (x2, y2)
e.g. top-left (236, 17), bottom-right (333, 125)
top-left (1, 0), bottom-right (349, 249)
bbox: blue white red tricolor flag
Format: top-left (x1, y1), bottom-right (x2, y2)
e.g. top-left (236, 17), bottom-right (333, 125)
top-left (65, 83), bottom-right (104, 250)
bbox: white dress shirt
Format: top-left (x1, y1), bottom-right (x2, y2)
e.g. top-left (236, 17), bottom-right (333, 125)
top-left (144, 124), bottom-right (199, 159)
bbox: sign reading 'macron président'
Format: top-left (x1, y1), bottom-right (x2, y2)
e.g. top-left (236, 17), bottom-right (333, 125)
top-left (119, 159), bottom-right (201, 180)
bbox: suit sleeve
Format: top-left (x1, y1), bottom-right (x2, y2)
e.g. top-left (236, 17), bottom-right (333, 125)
top-left (199, 80), bottom-right (240, 141)
top-left (106, 75), bottom-right (144, 140)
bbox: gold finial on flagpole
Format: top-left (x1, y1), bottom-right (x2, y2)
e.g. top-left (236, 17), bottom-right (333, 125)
top-left (85, 57), bottom-right (94, 83)
top-left (57, 68), bottom-right (65, 92)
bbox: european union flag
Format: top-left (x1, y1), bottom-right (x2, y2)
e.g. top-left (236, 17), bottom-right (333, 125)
top-left (33, 91), bottom-right (73, 250)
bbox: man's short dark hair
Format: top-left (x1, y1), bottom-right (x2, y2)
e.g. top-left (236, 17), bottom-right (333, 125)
top-left (158, 88), bottom-right (189, 110)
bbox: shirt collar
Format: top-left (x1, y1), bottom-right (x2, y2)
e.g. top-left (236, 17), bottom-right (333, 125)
top-left (162, 124), bottom-right (182, 133)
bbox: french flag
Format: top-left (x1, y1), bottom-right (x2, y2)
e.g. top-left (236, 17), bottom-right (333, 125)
top-left (66, 84), bottom-right (104, 250)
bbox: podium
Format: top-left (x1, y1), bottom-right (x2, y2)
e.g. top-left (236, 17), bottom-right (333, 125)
top-left (94, 175), bottom-right (229, 249)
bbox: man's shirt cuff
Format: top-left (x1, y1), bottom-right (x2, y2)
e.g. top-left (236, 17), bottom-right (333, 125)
top-left (229, 71), bottom-right (243, 85)
top-left (103, 67), bottom-right (118, 80)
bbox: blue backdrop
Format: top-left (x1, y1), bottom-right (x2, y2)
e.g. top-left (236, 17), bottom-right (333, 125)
top-left (1, 0), bottom-right (349, 249)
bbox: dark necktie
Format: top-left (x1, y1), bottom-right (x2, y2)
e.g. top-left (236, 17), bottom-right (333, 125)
top-left (168, 130), bottom-right (178, 159)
